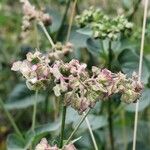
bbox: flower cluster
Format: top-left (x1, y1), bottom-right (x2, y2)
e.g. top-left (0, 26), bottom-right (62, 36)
top-left (35, 138), bottom-right (76, 150)
top-left (11, 49), bottom-right (143, 113)
top-left (20, 0), bottom-right (52, 31)
top-left (76, 7), bottom-right (133, 40)
top-left (48, 42), bottom-right (73, 61)
top-left (11, 50), bottom-right (51, 90)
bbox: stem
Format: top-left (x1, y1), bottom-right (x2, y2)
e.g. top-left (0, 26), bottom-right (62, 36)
top-left (38, 21), bottom-right (55, 48)
top-left (60, 105), bottom-right (67, 148)
top-left (34, 21), bottom-right (39, 49)
top-left (121, 110), bottom-right (127, 150)
top-left (55, 0), bottom-right (71, 41)
top-left (132, 0), bottom-right (148, 149)
top-left (84, 114), bottom-right (98, 150)
top-left (128, 0), bottom-right (141, 21)
top-left (31, 90), bottom-right (38, 131)
top-left (63, 109), bottom-right (90, 147)
top-left (0, 98), bottom-right (24, 141)
top-left (66, 0), bottom-right (77, 42)
top-left (107, 40), bottom-right (115, 150)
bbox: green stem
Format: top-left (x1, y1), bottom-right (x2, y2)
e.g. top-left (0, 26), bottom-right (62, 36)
top-left (63, 109), bottom-right (90, 148)
top-left (31, 90), bottom-right (38, 131)
top-left (39, 21), bottom-right (55, 48)
top-left (0, 98), bottom-right (24, 141)
top-left (60, 105), bottom-right (67, 148)
top-left (55, 0), bottom-right (71, 41)
top-left (128, 0), bottom-right (141, 21)
top-left (107, 40), bottom-right (115, 150)
top-left (85, 115), bottom-right (98, 150)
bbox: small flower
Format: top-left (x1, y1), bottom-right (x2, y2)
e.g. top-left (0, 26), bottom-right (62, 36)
top-left (35, 138), bottom-right (58, 150)
top-left (76, 7), bottom-right (133, 40)
top-left (11, 51), bottom-right (51, 91)
top-left (20, 0), bottom-right (52, 36)
top-left (35, 138), bottom-right (77, 150)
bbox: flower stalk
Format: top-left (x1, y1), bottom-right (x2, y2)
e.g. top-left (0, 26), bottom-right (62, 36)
top-left (132, 0), bottom-right (149, 149)
top-left (60, 105), bottom-right (67, 148)
top-left (85, 114), bottom-right (98, 150)
top-left (63, 109), bottom-right (91, 148)
top-left (38, 21), bottom-right (55, 48)
top-left (31, 90), bottom-right (38, 131)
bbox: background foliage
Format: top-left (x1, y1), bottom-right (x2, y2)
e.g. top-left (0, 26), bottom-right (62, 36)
top-left (0, 0), bottom-right (150, 150)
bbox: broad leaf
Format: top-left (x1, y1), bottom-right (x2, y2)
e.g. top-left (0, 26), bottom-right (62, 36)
top-left (7, 122), bottom-right (61, 150)
top-left (86, 38), bottom-right (102, 56)
top-left (77, 27), bottom-right (93, 36)
top-left (4, 83), bottom-right (45, 110)
top-left (118, 49), bottom-right (149, 84)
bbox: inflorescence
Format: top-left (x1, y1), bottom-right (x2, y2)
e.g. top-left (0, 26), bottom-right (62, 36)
top-left (76, 7), bottom-right (133, 40)
top-left (11, 49), bottom-right (143, 114)
top-left (20, 0), bottom-right (52, 31)
top-left (35, 138), bottom-right (76, 150)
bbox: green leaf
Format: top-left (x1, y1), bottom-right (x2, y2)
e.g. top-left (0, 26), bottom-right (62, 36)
top-left (77, 27), bottom-right (93, 36)
top-left (118, 49), bottom-right (149, 84)
top-left (47, 8), bottom-right (62, 32)
top-left (125, 88), bottom-right (150, 112)
top-left (122, 0), bottom-right (133, 10)
top-left (86, 38), bottom-right (102, 56)
top-left (4, 83), bottom-right (45, 110)
top-left (7, 122), bottom-right (61, 150)
top-left (73, 114), bottom-right (108, 130)
top-left (26, 121), bottom-right (61, 148)
top-left (7, 134), bottom-right (25, 150)
top-left (69, 27), bottom-right (90, 49)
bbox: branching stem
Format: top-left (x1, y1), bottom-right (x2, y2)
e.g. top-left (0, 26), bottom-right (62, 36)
top-left (63, 109), bottom-right (90, 148)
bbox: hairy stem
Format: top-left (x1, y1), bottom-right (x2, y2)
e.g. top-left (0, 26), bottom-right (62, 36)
top-left (0, 98), bottom-right (24, 141)
top-left (60, 105), bottom-right (67, 148)
top-left (63, 109), bottom-right (90, 147)
top-left (31, 90), bottom-right (38, 131)
top-left (84, 114), bottom-right (98, 150)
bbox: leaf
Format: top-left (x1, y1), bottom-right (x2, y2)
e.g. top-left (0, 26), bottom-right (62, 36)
top-left (7, 122), bottom-right (61, 150)
top-left (7, 134), bottom-right (25, 150)
top-left (86, 38), bottom-right (102, 56)
top-left (122, 0), bottom-right (133, 10)
top-left (69, 27), bottom-right (90, 49)
top-left (77, 27), bottom-right (93, 36)
top-left (65, 107), bottom-right (79, 124)
top-left (125, 88), bottom-right (150, 112)
top-left (26, 121), bottom-right (61, 148)
top-left (118, 49), bottom-right (149, 84)
top-left (4, 83), bottom-right (45, 110)
top-left (47, 8), bottom-right (62, 33)
top-left (73, 114), bottom-right (108, 130)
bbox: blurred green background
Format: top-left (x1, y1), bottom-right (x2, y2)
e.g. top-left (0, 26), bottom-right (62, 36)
top-left (0, 0), bottom-right (150, 150)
